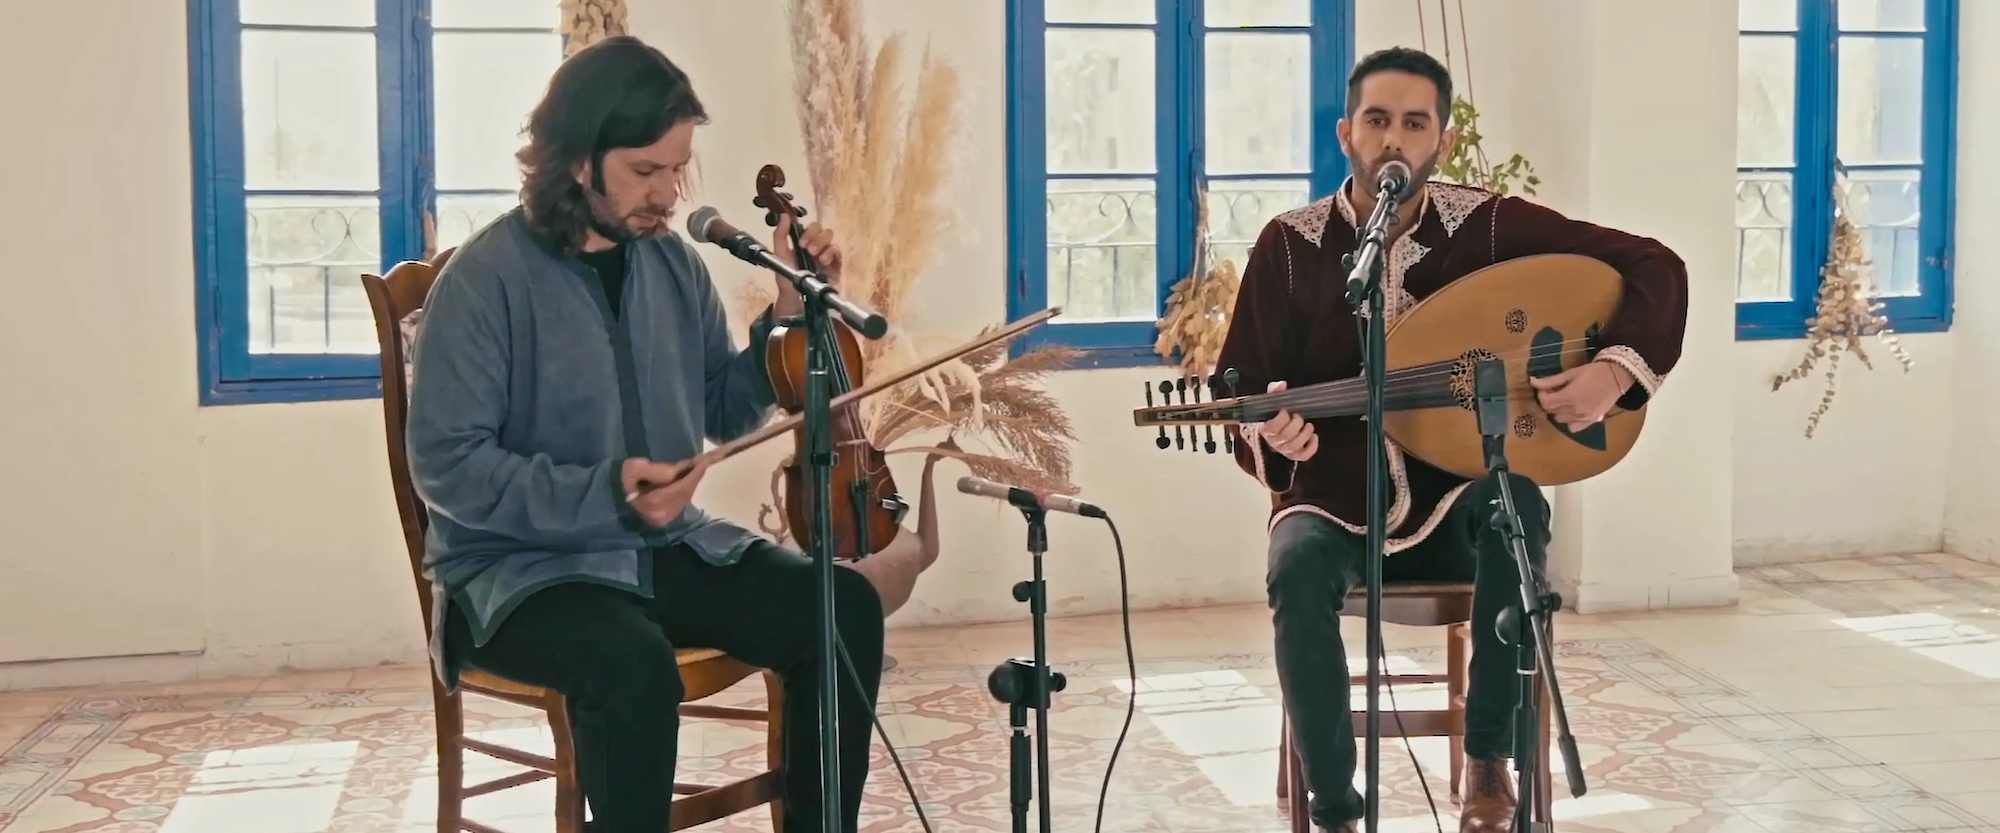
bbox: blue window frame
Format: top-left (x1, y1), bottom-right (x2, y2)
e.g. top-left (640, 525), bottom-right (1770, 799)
top-left (187, 0), bottom-right (562, 404)
top-left (1006, 0), bottom-right (1354, 365)
top-left (1734, 0), bottom-right (1957, 340)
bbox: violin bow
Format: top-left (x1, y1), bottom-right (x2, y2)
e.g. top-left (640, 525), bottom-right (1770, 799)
top-left (629, 307), bottom-right (1062, 499)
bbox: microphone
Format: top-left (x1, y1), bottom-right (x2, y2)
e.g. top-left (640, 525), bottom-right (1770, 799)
top-left (1472, 358), bottom-right (1510, 472)
top-left (1374, 160), bottom-right (1412, 197)
top-left (686, 206), bottom-right (809, 283)
top-left (684, 207), bottom-right (888, 339)
top-left (957, 476), bottom-right (1106, 519)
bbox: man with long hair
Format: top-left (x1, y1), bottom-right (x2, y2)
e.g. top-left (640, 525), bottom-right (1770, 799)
top-left (404, 36), bottom-right (883, 833)
top-left (1219, 47), bottom-right (1689, 832)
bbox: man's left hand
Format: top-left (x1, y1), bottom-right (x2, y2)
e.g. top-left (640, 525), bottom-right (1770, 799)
top-left (1529, 361), bottom-right (1633, 431)
top-left (772, 212), bottom-right (843, 287)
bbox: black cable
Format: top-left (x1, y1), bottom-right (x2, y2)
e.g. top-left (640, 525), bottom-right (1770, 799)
top-left (834, 633), bottom-right (936, 833)
top-left (1092, 515), bottom-right (1138, 833)
top-left (1378, 636), bottom-right (1447, 833)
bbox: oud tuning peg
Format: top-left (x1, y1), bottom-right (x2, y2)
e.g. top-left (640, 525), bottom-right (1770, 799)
top-left (1220, 370), bottom-right (1240, 453)
top-left (1166, 380), bottom-right (1185, 450)
top-left (1192, 375), bottom-right (1218, 454)
top-left (1146, 382), bottom-right (1170, 449)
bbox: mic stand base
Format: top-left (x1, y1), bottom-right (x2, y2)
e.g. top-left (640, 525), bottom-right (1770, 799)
top-left (985, 507), bottom-right (1064, 833)
top-left (1484, 440), bottom-right (1586, 833)
top-left (801, 290), bottom-right (846, 833)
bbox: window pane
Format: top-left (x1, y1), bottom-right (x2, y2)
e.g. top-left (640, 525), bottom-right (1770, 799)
top-left (1739, 0), bottom-right (1797, 30)
top-left (435, 193), bottom-right (521, 252)
top-left (1841, 170), bottom-right (1922, 296)
top-left (240, 0), bottom-right (372, 27)
top-left (1207, 0), bottom-right (1310, 28)
top-left (435, 0), bottom-right (560, 28)
top-left (1047, 179), bottom-right (1158, 321)
top-left (1204, 180), bottom-right (1310, 276)
top-left (1046, 0), bottom-right (1153, 24)
top-left (1837, 36), bottom-right (1924, 165)
top-left (435, 32), bottom-right (564, 191)
top-left (1046, 29), bottom-right (1156, 175)
top-left (1737, 36), bottom-right (1796, 167)
top-left (1735, 172), bottom-right (1794, 302)
top-left (1204, 33), bottom-right (1310, 175)
top-left (1839, 0), bottom-right (1925, 31)
top-left (241, 31), bottom-right (380, 192)
top-left (246, 195), bottom-right (381, 354)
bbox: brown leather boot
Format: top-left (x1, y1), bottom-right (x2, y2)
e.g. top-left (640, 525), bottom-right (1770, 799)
top-left (1458, 756), bottom-right (1518, 833)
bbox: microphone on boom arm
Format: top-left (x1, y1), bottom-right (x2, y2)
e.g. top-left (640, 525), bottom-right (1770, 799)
top-left (684, 206), bottom-right (888, 339)
top-left (956, 476), bottom-right (1107, 519)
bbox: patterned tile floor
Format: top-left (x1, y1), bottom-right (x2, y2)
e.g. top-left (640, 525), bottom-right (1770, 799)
top-left (4, 553), bottom-right (2000, 832)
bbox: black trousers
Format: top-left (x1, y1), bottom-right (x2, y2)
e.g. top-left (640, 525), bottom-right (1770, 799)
top-left (1268, 473), bottom-right (1550, 827)
top-left (442, 541), bottom-right (886, 833)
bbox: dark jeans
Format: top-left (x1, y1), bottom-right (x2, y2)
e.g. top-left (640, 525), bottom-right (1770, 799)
top-left (1268, 473), bottom-right (1550, 827)
top-left (442, 541), bottom-right (886, 833)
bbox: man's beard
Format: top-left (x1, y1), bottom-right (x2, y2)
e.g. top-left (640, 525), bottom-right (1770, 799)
top-left (1353, 153), bottom-right (1439, 202)
top-left (582, 187), bottom-right (671, 245)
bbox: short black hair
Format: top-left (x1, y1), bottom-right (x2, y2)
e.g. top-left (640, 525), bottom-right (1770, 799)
top-left (1346, 47), bottom-right (1454, 127)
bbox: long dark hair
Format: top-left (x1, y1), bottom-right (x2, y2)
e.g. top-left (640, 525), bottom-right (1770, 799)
top-left (516, 36), bottom-right (708, 252)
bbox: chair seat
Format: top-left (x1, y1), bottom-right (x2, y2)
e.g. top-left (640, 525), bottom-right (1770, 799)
top-left (460, 648), bottom-right (759, 706)
top-left (1343, 581), bottom-right (1475, 627)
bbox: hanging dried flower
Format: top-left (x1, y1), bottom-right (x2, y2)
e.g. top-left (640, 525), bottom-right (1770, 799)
top-left (1156, 188), bottom-right (1241, 376)
top-left (1770, 181), bottom-right (1916, 438)
top-left (558, 0), bottom-right (628, 56)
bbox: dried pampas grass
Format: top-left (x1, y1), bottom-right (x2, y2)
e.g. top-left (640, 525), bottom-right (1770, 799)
top-left (742, 0), bottom-right (1079, 539)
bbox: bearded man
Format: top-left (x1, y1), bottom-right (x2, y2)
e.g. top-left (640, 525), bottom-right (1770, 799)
top-left (1217, 46), bottom-right (1689, 833)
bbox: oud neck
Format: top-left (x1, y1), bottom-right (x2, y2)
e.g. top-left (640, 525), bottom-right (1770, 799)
top-left (1236, 373), bottom-right (1457, 423)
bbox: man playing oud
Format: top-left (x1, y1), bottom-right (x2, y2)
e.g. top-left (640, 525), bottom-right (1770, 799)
top-left (1216, 48), bottom-right (1689, 833)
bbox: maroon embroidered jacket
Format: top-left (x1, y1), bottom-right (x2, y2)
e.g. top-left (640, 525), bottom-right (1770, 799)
top-left (1217, 180), bottom-right (1690, 551)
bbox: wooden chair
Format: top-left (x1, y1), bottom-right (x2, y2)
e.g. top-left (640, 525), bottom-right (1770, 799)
top-left (361, 250), bottom-right (786, 833)
top-left (1276, 583), bottom-right (1553, 832)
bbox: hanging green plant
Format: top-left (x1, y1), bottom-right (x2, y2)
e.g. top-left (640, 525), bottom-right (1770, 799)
top-left (1436, 96), bottom-right (1540, 196)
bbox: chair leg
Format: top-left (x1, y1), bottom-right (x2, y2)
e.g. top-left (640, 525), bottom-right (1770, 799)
top-left (763, 670), bottom-right (786, 833)
top-left (1284, 720), bottom-right (1310, 833)
top-left (1276, 716), bottom-right (1289, 800)
top-left (1447, 622), bottom-right (1469, 805)
top-left (548, 694), bottom-right (587, 833)
top-left (433, 687), bottom-right (465, 833)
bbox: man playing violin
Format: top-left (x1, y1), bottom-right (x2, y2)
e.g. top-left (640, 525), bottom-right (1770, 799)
top-left (1217, 47), bottom-right (1689, 833)
top-left (404, 36), bottom-right (883, 833)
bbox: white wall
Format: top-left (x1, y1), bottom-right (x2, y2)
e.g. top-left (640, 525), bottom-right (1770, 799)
top-left (0, 0), bottom-right (1989, 688)
top-left (1945, 0), bottom-right (2000, 566)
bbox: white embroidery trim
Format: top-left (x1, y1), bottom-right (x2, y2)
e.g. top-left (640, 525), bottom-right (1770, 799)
top-left (1593, 346), bottom-right (1664, 396)
top-left (1270, 480), bottom-right (1473, 555)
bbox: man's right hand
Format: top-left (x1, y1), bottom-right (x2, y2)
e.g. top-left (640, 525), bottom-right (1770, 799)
top-left (1257, 381), bottom-right (1319, 462)
top-left (621, 457), bottom-right (710, 528)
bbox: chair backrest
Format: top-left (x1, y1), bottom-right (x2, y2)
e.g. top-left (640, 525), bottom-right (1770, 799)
top-left (360, 246), bottom-right (456, 635)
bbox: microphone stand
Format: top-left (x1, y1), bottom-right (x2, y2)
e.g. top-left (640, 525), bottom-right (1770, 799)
top-left (780, 245), bottom-right (885, 833)
top-left (1341, 177), bottom-right (1403, 833)
top-left (1470, 360), bottom-right (1586, 833)
top-left (986, 500), bottom-right (1065, 833)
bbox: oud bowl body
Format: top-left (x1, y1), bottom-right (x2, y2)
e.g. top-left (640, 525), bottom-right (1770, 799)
top-left (1380, 253), bottom-right (1646, 485)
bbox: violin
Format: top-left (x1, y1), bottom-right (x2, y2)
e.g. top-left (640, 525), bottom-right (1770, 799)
top-left (754, 164), bottom-right (907, 561)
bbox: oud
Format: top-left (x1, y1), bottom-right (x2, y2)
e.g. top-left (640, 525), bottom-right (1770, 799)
top-left (1132, 254), bottom-right (1646, 486)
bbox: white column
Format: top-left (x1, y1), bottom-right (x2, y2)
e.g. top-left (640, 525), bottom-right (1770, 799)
top-left (1509, 0), bottom-right (1741, 612)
